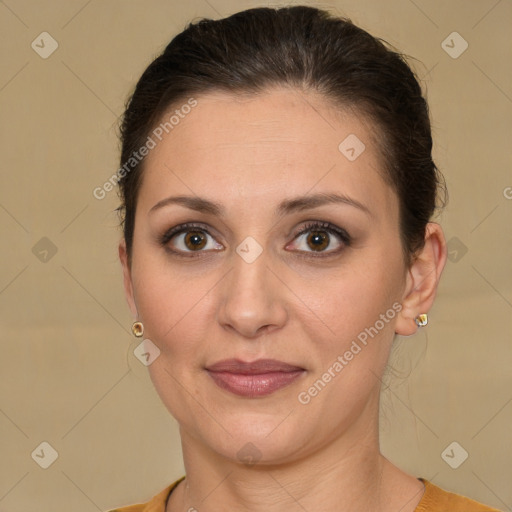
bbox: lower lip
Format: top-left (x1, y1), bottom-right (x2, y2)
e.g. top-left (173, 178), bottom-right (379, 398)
top-left (206, 370), bottom-right (305, 398)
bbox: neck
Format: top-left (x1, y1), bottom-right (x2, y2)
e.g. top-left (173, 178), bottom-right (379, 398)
top-left (167, 397), bottom-right (423, 512)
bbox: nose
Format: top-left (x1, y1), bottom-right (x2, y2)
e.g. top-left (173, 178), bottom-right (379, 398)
top-left (216, 249), bottom-right (288, 339)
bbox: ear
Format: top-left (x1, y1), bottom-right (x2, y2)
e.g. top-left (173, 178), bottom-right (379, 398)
top-left (395, 222), bottom-right (447, 336)
top-left (119, 239), bottom-right (138, 318)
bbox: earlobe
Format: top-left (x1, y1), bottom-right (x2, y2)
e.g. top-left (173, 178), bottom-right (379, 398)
top-left (395, 222), bottom-right (447, 336)
top-left (119, 240), bottom-right (138, 318)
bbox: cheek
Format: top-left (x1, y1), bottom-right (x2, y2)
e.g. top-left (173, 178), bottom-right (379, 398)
top-left (303, 259), bottom-right (400, 323)
top-left (291, 262), bottom-right (402, 423)
top-left (131, 253), bottom-right (217, 357)
top-left (292, 254), bottom-right (404, 369)
top-left (131, 256), bottom-right (217, 425)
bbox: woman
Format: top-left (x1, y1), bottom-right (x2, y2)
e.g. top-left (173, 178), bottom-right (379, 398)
top-left (109, 6), bottom-right (500, 512)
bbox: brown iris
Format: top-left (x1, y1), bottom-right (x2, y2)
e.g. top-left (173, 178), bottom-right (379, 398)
top-left (184, 231), bottom-right (207, 250)
top-left (307, 231), bottom-right (329, 251)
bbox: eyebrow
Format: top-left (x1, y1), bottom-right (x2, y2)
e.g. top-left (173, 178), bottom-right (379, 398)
top-left (149, 192), bottom-right (372, 218)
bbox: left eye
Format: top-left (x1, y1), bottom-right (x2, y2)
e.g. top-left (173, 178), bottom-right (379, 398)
top-left (288, 223), bottom-right (350, 254)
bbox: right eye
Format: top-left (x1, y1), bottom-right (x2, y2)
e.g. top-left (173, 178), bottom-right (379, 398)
top-left (160, 223), bottom-right (224, 255)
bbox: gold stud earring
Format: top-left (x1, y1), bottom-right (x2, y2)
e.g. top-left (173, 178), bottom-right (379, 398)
top-left (414, 314), bottom-right (428, 327)
top-left (132, 321), bottom-right (144, 337)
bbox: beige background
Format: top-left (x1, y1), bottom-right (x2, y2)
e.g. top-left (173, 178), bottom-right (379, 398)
top-left (0, 0), bottom-right (511, 510)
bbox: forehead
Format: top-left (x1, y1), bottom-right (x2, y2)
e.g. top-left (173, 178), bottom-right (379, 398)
top-left (139, 87), bottom-right (397, 219)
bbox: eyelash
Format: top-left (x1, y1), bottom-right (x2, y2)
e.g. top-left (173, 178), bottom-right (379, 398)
top-left (159, 221), bottom-right (351, 258)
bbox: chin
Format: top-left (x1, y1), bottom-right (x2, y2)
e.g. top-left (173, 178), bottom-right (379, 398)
top-left (195, 409), bottom-right (314, 466)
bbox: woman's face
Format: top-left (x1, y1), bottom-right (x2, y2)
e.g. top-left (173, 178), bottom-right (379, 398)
top-left (121, 87), bottom-right (412, 463)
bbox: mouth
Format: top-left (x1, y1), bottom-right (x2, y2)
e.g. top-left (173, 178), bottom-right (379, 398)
top-left (205, 358), bottom-right (306, 398)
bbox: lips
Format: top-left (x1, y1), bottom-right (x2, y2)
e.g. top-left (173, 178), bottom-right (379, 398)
top-left (205, 358), bottom-right (305, 397)
top-left (206, 358), bottom-right (304, 374)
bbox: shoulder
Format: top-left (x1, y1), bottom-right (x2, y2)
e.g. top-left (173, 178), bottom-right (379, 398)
top-left (415, 478), bottom-right (503, 512)
top-left (105, 476), bottom-right (185, 512)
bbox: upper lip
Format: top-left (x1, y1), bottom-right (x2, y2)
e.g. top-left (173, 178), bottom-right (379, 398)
top-left (205, 358), bottom-right (304, 374)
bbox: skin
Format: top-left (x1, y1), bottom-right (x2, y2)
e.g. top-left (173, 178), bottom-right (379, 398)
top-left (119, 87), bottom-right (447, 512)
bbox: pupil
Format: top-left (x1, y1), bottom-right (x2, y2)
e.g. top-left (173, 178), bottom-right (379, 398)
top-left (308, 231), bottom-right (328, 251)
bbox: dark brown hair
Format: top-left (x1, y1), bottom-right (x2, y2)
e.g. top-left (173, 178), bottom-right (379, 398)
top-left (117, 5), bottom-right (446, 264)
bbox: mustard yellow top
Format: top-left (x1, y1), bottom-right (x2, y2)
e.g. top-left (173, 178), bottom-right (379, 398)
top-left (107, 476), bottom-right (502, 511)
